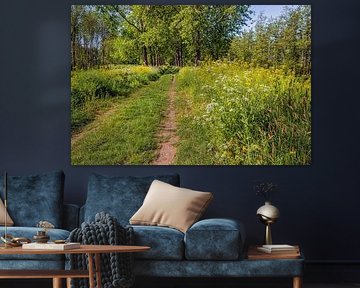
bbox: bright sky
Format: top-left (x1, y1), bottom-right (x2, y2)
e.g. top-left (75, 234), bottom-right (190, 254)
top-left (251, 5), bottom-right (289, 18)
top-left (246, 5), bottom-right (299, 30)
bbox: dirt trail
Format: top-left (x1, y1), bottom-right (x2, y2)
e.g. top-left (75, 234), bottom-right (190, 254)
top-left (152, 77), bottom-right (179, 165)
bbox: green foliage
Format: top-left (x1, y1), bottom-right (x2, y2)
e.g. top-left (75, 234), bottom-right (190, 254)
top-left (159, 65), bottom-right (180, 75)
top-left (229, 6), bottom-right (311, 76)
top-left (71, 5), bottom-right (251, 69)
top-left (71, 66), bottom-right (160, 132)
top-left (71, 5), bottom-right (310, 77)
top-left (107, 37), bottom-right (140, 65)
top-left (71, 75), bottom-right (172, 165)
top-left (175, 62), bottom-right (311, 165)
top-left (71, 5), bottom-right (120, 69)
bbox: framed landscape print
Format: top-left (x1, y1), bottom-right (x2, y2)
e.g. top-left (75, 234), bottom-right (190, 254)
top-left (70, 5), bottom-right (311, 165)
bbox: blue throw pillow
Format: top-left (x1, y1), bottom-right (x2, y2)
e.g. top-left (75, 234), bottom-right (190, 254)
top-left (84, 173), bottom-right (180, 225)
top-left (0, 170), bottom-right (64, 228)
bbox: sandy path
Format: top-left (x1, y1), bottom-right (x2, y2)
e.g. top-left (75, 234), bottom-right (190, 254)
top-left (152, 77), bottom-right (179, 165)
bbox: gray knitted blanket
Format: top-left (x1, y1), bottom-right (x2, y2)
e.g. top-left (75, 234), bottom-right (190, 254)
top-left (69, 212), bottom-right (135, 288)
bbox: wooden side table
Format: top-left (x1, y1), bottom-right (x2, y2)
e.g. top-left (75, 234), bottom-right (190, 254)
top-left (247, 245), bottom-right (303, 288)
top-left (0, 244), bottom-right (150, 288)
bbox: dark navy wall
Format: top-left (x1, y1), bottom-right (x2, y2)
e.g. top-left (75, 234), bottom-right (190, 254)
top-left (0, 0), bottom-right (359, 265)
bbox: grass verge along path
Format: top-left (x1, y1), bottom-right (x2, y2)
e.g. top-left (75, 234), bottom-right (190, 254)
top-left (71, 75), bottom-right (172, 165)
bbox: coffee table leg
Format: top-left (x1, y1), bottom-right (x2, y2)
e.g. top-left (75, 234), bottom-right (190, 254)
top-left (53, 277), bottom-right (62, 288)
top-left (95, 253), bottom-right (102, 288)
top-left (293, 276), bottom-right (302, 288)
top-left (66, 277), bottom-right (72, 288)
top-left (88, 253), bottom-right (95, 288)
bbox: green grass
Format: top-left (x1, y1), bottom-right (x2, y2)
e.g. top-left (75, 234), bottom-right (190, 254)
top-left (71, 75), bottom-right (172, 165)
top-left (71, 65), bottom-right (160, 132)
top-left (175, 62), bottom-right (311, 165)
top-left (173, 84), bottom-right (214, 165)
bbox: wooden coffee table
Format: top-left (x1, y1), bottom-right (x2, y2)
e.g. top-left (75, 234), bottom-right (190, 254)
top-left (0, 244), bottom-right (150, 288)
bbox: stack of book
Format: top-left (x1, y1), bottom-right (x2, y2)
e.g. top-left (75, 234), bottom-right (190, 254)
top-left (248, 244), bottom-right (300, 259)
top-left (257, 244), bottom-right (298, 254)
top-left (22, 242), bottom-right (81, 250)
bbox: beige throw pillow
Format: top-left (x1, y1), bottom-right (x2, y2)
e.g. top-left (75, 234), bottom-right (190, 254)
top-left (130, 180), bottom-right (213, 233)
top-left (0, 198), bottom-right (14, 226)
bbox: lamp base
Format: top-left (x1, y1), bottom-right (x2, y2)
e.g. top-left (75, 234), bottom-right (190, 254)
top-left (264, 224), bottom-right (272, 245)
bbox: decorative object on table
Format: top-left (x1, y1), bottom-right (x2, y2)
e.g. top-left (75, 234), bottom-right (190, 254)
top-left (33, 230), bottom-right (50, 243)
top-left (254, 181), bottom-right (280, 245)
top-left (37, 220), bottom-right (55, 231)
top-left (33, 220), bottom-right (55, 243)
top-left (1, 234), bottom-right (31, 247)
top-left (248, 245), bottom-right (300, 260)
top-left (69, 212), bottom-right (135, 288)
top-left (53, 239), bottom-right (66, 244)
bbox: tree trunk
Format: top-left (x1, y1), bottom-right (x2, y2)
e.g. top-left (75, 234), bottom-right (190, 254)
top-left (71, 30), bottom-right (77, 70)
top-left (195, 30), bottom-right (201, 66)
top-left (151, 48), bottom-right (156, 66)
top-left (180, 45), bottom-right (183, 66)
top-left (175, 51), bottom-right (179, 66)
top-left (143, 46), bottom-right (149, 66)
top-left (175, 46), bottom-right (183, 67)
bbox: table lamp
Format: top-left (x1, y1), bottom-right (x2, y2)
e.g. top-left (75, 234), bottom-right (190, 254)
top-left (256, 201), bottom-right (280, 245)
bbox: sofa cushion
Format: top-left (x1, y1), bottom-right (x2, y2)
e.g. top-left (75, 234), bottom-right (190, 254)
top-left (84, 173), bottom-right (180, 225)
top-left (130, 180), bottom-right (213, 233)
top-left (0, 171), bottom-right (64, 228)
top-left (0, 227), bottom-right (70, 261)
top-left (184, 218), bottom-right (245, 260)
top-left (0, 260), bottom-right (65, 270)
top-left (131, 225), bottom-right (184, 260)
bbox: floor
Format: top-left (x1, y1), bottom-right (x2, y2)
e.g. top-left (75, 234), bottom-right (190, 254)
top-left (134, 278), bottom-right (360, 288)
top-left (303, 283), bottom-right (360, 288)
top-left (1, 280), bottom-right (360, 288)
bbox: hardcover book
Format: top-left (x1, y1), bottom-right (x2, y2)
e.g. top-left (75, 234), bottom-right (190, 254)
top-left (248, 245), bottom-right (300, 260)
top-left (22, 242), bottom-right (80, 250)
top-left (257, 244), bottom-right (298, 254)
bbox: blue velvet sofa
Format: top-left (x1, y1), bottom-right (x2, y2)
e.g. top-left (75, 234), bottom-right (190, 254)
top-left (81, 173), bottom-right (304, 285)
top-left (0, 171), bottom-right (303, 287)
top-left (0, 171), bottom-right (78, 270)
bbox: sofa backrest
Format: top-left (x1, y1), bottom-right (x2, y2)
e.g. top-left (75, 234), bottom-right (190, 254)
top-left (63, 203), bottom-right (79, 231)
top-left (0, 170), bottom-right (65, 228)
top-left (82, 173), bottom-right (180, 226)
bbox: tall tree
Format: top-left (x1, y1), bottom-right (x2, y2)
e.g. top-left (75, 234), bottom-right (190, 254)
top-left (228, 5), bottom-right (311, 76)
top-left (71, 5), bottom-right (252, 69)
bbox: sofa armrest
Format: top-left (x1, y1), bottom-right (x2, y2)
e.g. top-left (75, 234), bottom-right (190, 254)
top-left (184, 218), bottom-right (246, 260)
top-left (63, 204), bottom-right (80, 231)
